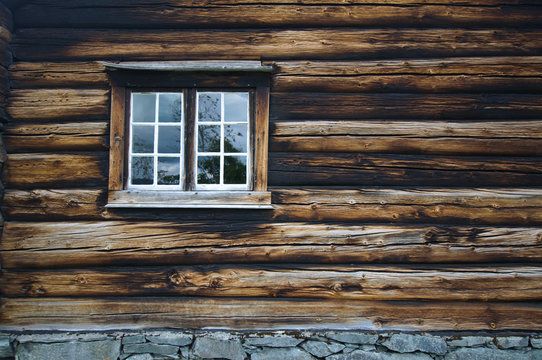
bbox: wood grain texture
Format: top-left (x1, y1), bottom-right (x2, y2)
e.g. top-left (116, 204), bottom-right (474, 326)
top-left (270, 93), bottom-right (542, 120)
top-left (13, 2), bottom-right (542, 28)
top-left (7, 89), bottom-right (109, 120)
top-left (3, 153), bottom-right (107, 188)
top-left (4, 122), bottom-right (108, 152)
top-left (9, 61), bottom-right (107, 88)
top-left (269, 153), bottom-right (542, 187)
top-left (108, 87), bottom-right (125, 191)
top-left (2, 265), bottom-right (542, 301)
top-left (1, 297), bottom-right (541, 331)
top-left (12, 28), bottom-right (542, 61)
top-left (3, 221), bottom-right (541, 268)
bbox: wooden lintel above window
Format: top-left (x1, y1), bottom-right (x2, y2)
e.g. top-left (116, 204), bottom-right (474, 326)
top-left (103, 61), bottom-right (273, 72)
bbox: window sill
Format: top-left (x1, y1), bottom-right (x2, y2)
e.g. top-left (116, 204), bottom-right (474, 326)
top-left (106, 190), bottom-right (273, 209)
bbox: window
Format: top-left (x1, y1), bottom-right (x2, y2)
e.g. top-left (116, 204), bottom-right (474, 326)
top-left (105, 61), bottom-right (272, 208)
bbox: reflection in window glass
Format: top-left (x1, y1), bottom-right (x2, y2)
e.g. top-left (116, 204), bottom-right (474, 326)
top-left (197, 156), bottom-right (220, 184)
top-left (198, 125), bottom-right (220, 152)
top-left (132, 93), bottom-right (156, 123)
top-left (159, 93), bottom-right (182, 123)
top-left (158, 157), bottom-right (180, 185)
top-left (132, 125), bottom-right (154, 153)
top-left (224, 93), bottom-right (248, 123)
top-left (224, 156), bottom-right (247, 184)
top-left (131, 157), bottom-right (154, 184)
top-left (198, 93), bottom-right (221, 122)
top-left (224, 124), bottom-right (247, 153)
top-left (158, 126), bottom-right (181, 153)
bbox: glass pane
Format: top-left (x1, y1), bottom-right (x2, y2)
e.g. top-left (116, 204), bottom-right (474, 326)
top-left (158, 125), bottom-right (181, 154)
top-left (198, 125), bottom-right (220, 152)
top-left (132, 125), bottom-right (154, 153)
top-left (197, 156), bottom-right (220, 184)
top-left (224, 124), bottom-right (247, 153)
top-left (224, 156), bottom-right (247, 184)
top-left (224, 93), bottom-right (248, 123)
top-left (198, 93), bottom-right (221, 122)
top-left (157, 157), bottom-right (180, 185)
top-left (159, 93), bottom-right (182, 123)
top-left (131, 156), bottom-right (153, 185)
top-left (132, 93), bottom-right (156, 123)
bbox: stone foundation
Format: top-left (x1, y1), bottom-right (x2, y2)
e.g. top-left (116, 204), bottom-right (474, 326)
top-left (1, 331), bottom-right (541, 360)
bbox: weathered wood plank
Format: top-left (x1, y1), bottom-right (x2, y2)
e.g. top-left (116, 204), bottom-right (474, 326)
top-left (12, 28), bottom-right (542, 61)
top-left (269, 153), bottom-right (542, 187)
top-left (273, 75), bottom-right (542, 93)
top-left (4, 122), bottom-right (108, 152)
top-left (7, 89), bottom-right (109, 121)
top-left (271, 120), bottom-right (542, 138)
top-left (270, 93), bottom-right (542, 120)
top-left (271, 57), bottom-right (542, 76)
top-left (1, 297), bottom-right (541, 331)
top-left (14, 2), bottom-right (542, 28)
top-left (3, 153), bottom-right (107, 188)
top-left (2, 265), bottom-right (542, 301)
top-left (3, 187), bottom-right (541, 224)
top-left (9, 61), bottom-right (107, 88)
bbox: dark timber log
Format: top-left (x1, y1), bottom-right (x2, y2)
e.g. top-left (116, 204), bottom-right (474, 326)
top-left (12, 29), bottom-right (542, 61)
top-left (270, 93), bottom-right (542, 120)
top-left (3, 153), bottom-right (107, 188)
top-left (269, 153), bottom-right (542, 187)
top-left (1, 297), bottom-right (541, 331)
top-left (2, 265), bottom-right (542, 301)
top-left (9, 62), bottom-right (107, 88)
top-left (7, 89), bottom-right (109, 120)
top-left (2, 221), bottom-right (541, 268)
top-left (4, 122), bottom-right (108, 152)
top-left (14, 2), bottom-right (542, 28)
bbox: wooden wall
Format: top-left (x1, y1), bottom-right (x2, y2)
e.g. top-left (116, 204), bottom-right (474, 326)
top-left (1, 0), bottom-right (542, 330)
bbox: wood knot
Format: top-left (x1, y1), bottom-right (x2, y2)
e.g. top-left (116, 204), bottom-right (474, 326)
top-left (75, 275), bottom-right (88, 284)
top-left (208, 277), bottom-right (223, 289)
top-left (332, 283), bottom-right (342, 292)
top-left (167, 270), bottom-right (191, 287)
top-left (22, 284), bottom-right (46, 297)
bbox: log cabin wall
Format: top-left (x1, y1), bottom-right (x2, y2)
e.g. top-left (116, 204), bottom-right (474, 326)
top-left (0, 0), bottom-right (541, 331)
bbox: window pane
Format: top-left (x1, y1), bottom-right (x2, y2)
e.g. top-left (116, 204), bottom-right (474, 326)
top-left (198, 93), bottom-right (221, 122)
top-left (132, 93), bottom-right (156, 123)
top-left (158, 125), bottom-right (181, 154)
top-left (197, 156), bottom-right (220, 184)
top-left (159, 93), bottom-right (182, 123)
top-left (224, 124), bottom-right (247, 153)
top-left (198, 125), bottom-right (220, 152)
top-left (224, 93), bottom-right (248, 123)
top-left (224, 156), bottom-right (247, 184)
top-left (132, 125), bottom-right (154, 153)
top-left (157, 157), bottom-right (180, 185)
top-left (131, 157), bottom-right (154, 185)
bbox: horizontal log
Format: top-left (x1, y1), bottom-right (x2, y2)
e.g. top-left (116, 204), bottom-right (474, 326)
top-left (4, 122), bottom-right (109, 152)
top-left (271, 120), bottom-right (542, 138)
top-left (2, 265), bottom-right (542, 301)
top-left (1, 297), bottom-right (541, 331)
top-left (271, 57), bottom-right (542, 76)
top-left (12, 28), bottom-right (542, 61)
top-left (9, 61), bottom-right (107, 88)
top-left (269, 153), bottom-right (542, 186)
top-left (273, 75), bottom-right (542, 93)
top-left (3, 153), bottom-right (107, 188)
top-left (14, 2), bottom-right (542, 28)
top-left (3, 187), bottom-right (542, 224)
top-left (7, 89), bottom-right (109, 120)
top-left (270, 93), bottom-right (542, 120)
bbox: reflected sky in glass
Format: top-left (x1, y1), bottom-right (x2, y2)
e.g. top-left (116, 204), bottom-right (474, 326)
top-left (159, 93), bottom-right (182, 123)
top-left (197, 156), bottom-right (220, 184)
top-left (157, 157), bottom-right (180, 185)
top-left (198, 93), bottom-right (221, 122)
top-left (132, 125), bottom-right (154, 153)
top-left (224, 124), bottom-right (247, 153)
top-left (224, 93), bottom-right (248, 123)
top-left (158, 126), bottom-right (181, 153)
top-left (131, 157), bottom-right (153, 185)
top-left (132, 93), bottom-right (156, 123)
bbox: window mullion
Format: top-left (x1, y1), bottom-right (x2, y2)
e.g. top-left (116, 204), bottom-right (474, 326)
top-left (184, 89), bottom-right (196, 191)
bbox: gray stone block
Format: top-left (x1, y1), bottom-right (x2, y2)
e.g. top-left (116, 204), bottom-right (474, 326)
top-left (17, 340), bottom-right (121, 360)
top-left (244, 334), bottom-right (303, 347)
top-left (192, 335), bottom-right (245, 360)
top-left (445, 348), bottom-right (542, 360)
top-left (125, 354), bottom-right (153, 360)
top-left (531, 337), bottom-right (542, 349)
top-left (382, 334), bottom-right (447, 355)
top-left (325, 332), bottom-right (379, 345)
top-left (146, 332), bottom-right (193, 346)
top-left (447, 336), bottom-right (493, 348)
top-left (326, 350), bottom-right (433, 360)
top-left (251, 347), bottom-right (314, 360)
top-left (123, 343), bottom-right (179, 356)
top-left (17, 333), bottom-right (112, 344)
top-left (495, 336), bottom-right (529, 349)
top-left (122, 335), bottom-right (147, 344)
top-left (301, 340), bottom-right (345, 357)
top-left (0, 336), bottom-right (13, 358)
